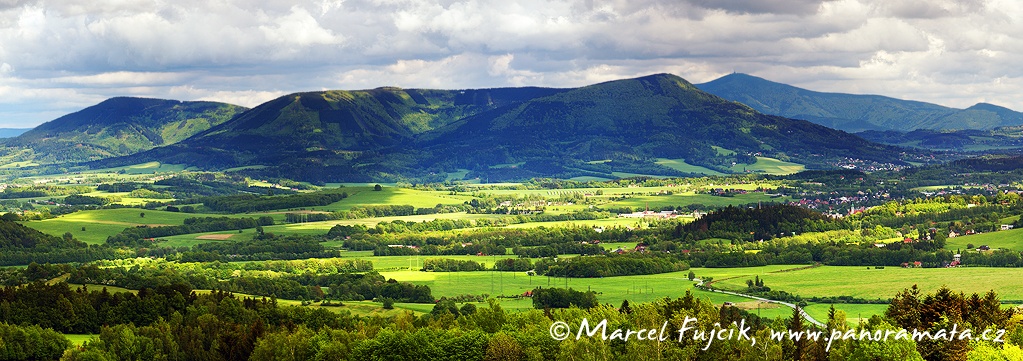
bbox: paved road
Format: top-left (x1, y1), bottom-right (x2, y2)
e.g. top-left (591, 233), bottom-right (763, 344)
top-left (695, 279), bottom-right (825, 327)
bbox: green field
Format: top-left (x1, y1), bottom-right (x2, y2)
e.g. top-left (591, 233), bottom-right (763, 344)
top-left (156, 212), bottom-right (509, 248)
top-left (655, 158), bottom-right (726, 176)
top-left (445, 169), bottom-right (471, 182)
top-left (67, 283), bottom-right (138, 295)
top-left (382, 269), bottom-right (762, 312)
top-left (610, 172), bottom-right (670, 179)
top-left (378, 265), bottom-right (894, 320)
top-left (83, 161), bottom-right (191, 175)
top-left (713, 146), bottom-right (735, 156)
top-left (309, 186), bottom-right (473, 211)
top-left (731, 157), bottom-right (805, 175)
top-left (607, 191), bottom-right (786, 210)
top-left (63, 334), bottom-right (97, 346)
top-left (503, 217), bottom-right (663, 229)
top-left (946, 228), bottom-right (1023, 252)
top-left (23, 208), bottom-right (253, 245)
top-left (709, 265), bottom-right (1023, 301)
top-left (568, 176), bottom-right (614, 182)
top-left (803, 303), bottom-right (888, 325)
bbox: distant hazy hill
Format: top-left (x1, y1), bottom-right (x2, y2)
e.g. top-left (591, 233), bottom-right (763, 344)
top-left (697, 73), bottom-right (1023, 132)
top-left (96, 74), bottom-right (909, 182)
top-left (858, 127), bottom-right (1023, 151)
top-left (4, 97), bottom-right (247, 163)
top-left (0, 128), bottom-right (30, 138)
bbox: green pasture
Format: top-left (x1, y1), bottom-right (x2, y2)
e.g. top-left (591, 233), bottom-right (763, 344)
top-left (67, 283), bottom-right (138, 295)
top-left (309, 186), bottom-right (473, 211)
top-left (503, 217), bottom-right (665, 229)
top-left (82, 161), bottom-right (191, 175)
top-left (156, 212), bottom-right (509, 248)
top-left (598, 242), bottom-right (639, 250)
top-left (80, 190), bottom-right (174, 206)
top-left (803, 303), bottom-right (889, 326)
top-left (606, 191), bottom-right (786, 210)
top-left (713, 146), bottom-right (735, 156)
top-left (63, 334), bottom-right (97, 346)
top-left (371, 255), bottom-right (512, 271)
top-left (0, 161), bottom-right (39, 169)
top-left (731, 157), bottom-right (805, 175)
top-left (381, 269), bottom-right (758, 312)
top-left (23, 208), bottom-right (232, 245)
top-left (445, 169), bottom-right (471, 182)
top-left (610, 172), bottom-right (670, 179)
top-left (490, 162), bottom-right (525, 169)
top-left (655, 158), bottom-right (725, 176)
top-left (469, 182), bottom-right (778, 201)
top-left (945, 228), bottom-right (1023, 252)
top-left (382, 263), bottom-right (806, 317)
top-left (568, 176), bottom-right (614, 182)
top-left (709, 265), bottom-right (1023, 301)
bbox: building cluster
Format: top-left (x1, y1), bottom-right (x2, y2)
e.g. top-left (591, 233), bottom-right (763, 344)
top-left (616, 209), bottom-right (706, 219)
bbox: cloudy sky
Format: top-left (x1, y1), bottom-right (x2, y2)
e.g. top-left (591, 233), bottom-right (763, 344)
top-left (0, 0), bottom-right (1020, 127)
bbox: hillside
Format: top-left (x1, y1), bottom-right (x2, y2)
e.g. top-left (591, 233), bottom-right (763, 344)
top-left (95, 74), bottom-right (911, 182)
top-left (3, 97), bottom-right (247, 163)
top-left (422, 74), bottom-right (906, 180)
top-left (858, 127), bottom-right (1023, 151)
top-left (95, 87), bottom-right (568, 178)
top-left (181, 87), bottom-right (565, 157)
top-left (697, 73), bottom-right (1023, 132)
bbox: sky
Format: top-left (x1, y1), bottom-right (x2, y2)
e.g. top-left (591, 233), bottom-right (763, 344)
top-left (1, 0), bottom-right (1022, 127)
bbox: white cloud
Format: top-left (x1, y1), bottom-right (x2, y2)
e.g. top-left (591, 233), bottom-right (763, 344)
top-left (0, 0), bottom-right (1022, 126)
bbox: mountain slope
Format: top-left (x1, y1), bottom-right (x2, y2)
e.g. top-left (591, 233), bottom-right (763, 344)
top-left (95, 86), bottom-right (568, 176)
top-left (697, 73), bottom-right (1023, 132)
top-left (422, 74), bottom-right (904, 179)
top-left (97, 74), bottom-right (912, 182)
top-left (183, 87), bottom-right (565, 157)
top-left (4, 97), bottom-right (247, 163)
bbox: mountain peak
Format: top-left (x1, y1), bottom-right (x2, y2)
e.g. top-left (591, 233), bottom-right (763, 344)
top-left (967, 102), bottom-right (1016, 112)
top-left (697, 74), bottom-right (1023, 132)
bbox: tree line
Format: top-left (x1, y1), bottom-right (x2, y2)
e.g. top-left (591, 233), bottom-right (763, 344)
top-left (202, 189), bottom-right (349, 213)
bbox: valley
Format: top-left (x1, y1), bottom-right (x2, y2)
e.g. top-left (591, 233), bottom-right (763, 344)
top-left (2, 74), bottom-right (1023, 360)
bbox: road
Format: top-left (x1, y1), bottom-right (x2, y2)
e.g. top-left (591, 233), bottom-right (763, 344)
top-left (695, 278), bottom-right (825, 327)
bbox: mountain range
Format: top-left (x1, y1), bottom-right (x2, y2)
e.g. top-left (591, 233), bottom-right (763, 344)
top-left (697, 73), bottom-right (1023, 132)
top-left (88, 74), bottom-right (907, 182)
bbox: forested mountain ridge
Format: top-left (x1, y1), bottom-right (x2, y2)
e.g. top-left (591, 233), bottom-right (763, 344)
top-left (420, 73), bottom-right (906, 179)
top-left (180, 86), bottom-right (567, 157)
top-left (697, 73), bottom-right (1023, 132)
top-left (90, 74), bottom-right (911, 182)
top-left (3, 97), bottom-right (247, 163)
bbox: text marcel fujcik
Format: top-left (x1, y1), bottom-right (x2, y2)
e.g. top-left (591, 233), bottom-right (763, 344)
top-left (552, 317), bottom-right (1005, 352)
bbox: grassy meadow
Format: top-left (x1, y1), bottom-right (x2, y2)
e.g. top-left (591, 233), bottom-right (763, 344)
top-left (16, 177), bottom-right (1023, 328)
top-left (655, 158), bottom-right (727, 176)
top-left (308, 186), bottom-right (474, 211)
top-left (730, 156), bottom-right (805, 175)
top-left (708, 265), bottom-right (1023, 302)
top-left (23, 208), bottom-right (253, 245)
top-left (945, 228), bottom-right (1023, 252)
